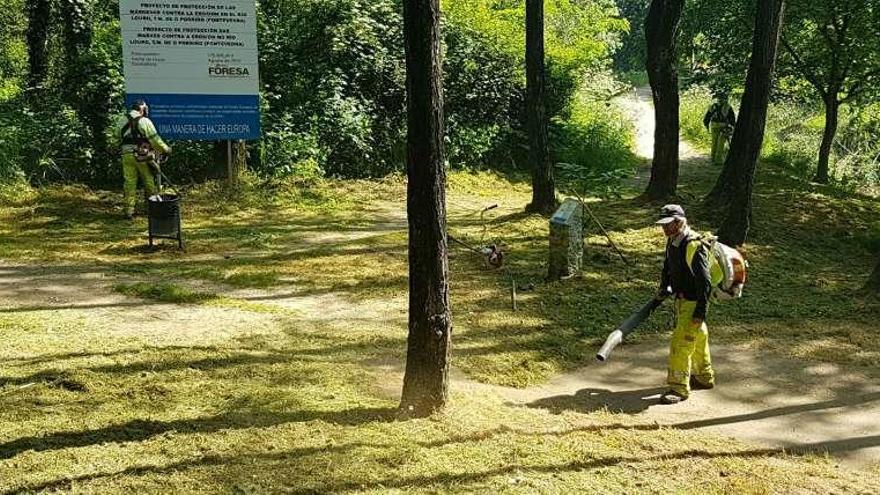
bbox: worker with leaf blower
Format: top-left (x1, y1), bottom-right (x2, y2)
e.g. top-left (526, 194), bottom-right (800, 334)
top-left (596, 206), bottom-right (748, 401)
top-left (655, 204), bottom-right (716, 405)
top-left (114, 100), bottom-right (171, 219)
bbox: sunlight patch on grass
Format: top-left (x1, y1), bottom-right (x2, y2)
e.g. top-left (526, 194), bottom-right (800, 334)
top-left (2, 168), bottom-right (880, 491)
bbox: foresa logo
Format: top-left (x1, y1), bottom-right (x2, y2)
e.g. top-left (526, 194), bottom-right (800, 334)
top-left (208, 66), bottom-right (250, 76)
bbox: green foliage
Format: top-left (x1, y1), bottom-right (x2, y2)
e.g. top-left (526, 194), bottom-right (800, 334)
top-left (0, 0), bottom-right (26, 100)
top-left (761, 102), bottom-right (823, 179)
top-left (0, 96), bottom-right (86, 184)
top-left (678, 0), bottom-right (880, 191)
top-left (679, 86), bottom-right (714, 150)
top-left (678, 0), bottom-right (753, 91)
top-left (554, 87), bottom-right (638, 198)
top-left (257, 0), bottom-right (406, 178)
top-left (612, 0), bottom-right (647, 72)
top-left (2, 0), bottom-right (632, 185)
top-left (681, 85), bottom-right (880, 192)
top-left (619, 70), bottom-right (649, 88)
top-left (443, 0), bottom-right (629, 171)
top-left (443, 19), bottom-right (523, 168)
top-left (761, 102), bottom-right (880, 191)
top-left (780, 0), bottom-right (880, 103)
top-left (833, 103), bottom-right (880, 192)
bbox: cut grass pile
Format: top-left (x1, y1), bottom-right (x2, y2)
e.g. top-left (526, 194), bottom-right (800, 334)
top-left (0, 310), bottom-right (878, 493)
top-left (0, 162), bottom-right (879, 491)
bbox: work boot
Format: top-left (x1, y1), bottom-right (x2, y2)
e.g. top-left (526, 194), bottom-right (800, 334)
top-left (690, 376), bottom-right (715, 390)
top-left (659, 390), bottom-right (687, 405)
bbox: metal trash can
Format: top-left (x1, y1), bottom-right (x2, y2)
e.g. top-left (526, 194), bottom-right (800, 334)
top-left (147, 193), bottom-right (184, 249)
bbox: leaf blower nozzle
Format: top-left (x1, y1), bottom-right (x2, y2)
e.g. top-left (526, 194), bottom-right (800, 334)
top-left (595, 297), bottom-right (663, 363)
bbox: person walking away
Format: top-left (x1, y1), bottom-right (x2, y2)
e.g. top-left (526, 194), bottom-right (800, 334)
top-left (655, 204), bottom-right (716, 404)
top-left (703, 93), bottom-right (736, 166)
top-left (114, 100), bottom-right (171, 219)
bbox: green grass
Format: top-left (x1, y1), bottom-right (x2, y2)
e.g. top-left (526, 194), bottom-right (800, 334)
top-left (114, 282), bottom-right (296, 315)
top-left (0, 167), bottom-right (879, 491)
top-left (620, 70), bottom-right (650, 88)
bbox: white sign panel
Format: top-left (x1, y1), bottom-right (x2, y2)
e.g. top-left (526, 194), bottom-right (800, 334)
top-left (120, 0), bottom-right (261, 140)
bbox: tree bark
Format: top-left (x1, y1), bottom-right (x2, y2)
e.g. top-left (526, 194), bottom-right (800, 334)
top-left (717, 0), bottom-right (786, 247)
top-left (400, 0), bottom-right (452, 417)
top-left (25, 0), bottom-right (51, 89)
top-left (814, 94), bottom-right (839, 183)
top-left (525, 0), bottom-right (557, 215)
top-left (229, 140), bottom-right (248, 184)
top-left (642, 0), bottom-right (685, 201)
top-left (868, 256), bottom-right (880, 292)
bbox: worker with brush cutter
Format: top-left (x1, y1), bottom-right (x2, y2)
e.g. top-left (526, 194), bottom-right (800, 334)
top-left (655, 204), bottom-right (716, 404)
top-left (114, 100), bottom-right (172, 219)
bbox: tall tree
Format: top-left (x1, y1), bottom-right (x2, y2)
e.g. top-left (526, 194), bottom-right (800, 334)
top-left (25, 0), bottom-right (51, 89)
top-left (57, 0), bottom-right (108, 166)
top-left (642, 0), bottom-right (685, 201)
top-left (780, 0), bottom-right (880, 183)
top-left (399, 0), bottom-right (453, 417)
top-left (716, 0), bottom-right (786, 246)
top-left (525, 0), bottom-right (557, 215)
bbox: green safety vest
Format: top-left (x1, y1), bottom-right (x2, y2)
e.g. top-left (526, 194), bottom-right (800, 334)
top-left (685, 235), bottom-right (724, 287)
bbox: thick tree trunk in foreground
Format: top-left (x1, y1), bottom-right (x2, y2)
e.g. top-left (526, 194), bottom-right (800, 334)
top-left (717, 0), bottom-right (785, 247)
top-left (25, 0), bottom-right (51, 89)
top-left (643, 0), bottom-right (684, 201)
top-left (814, 95), bottom-right (839, 184)
top-left (399, 0), bottom-right (452, 417)
top-left (525, 0), bottom-right (557, 215)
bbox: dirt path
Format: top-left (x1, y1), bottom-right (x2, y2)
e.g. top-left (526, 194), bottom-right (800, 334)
top-left (615, 86), bottom-right (700, 162)
top-left (449, 85), bottom-right (880, 469)
top-left (3, 99), bottom-right (878, 471)
top-left (380, 86), bottom-right (880, 469)
top-left (458, 344), bottom-right (880, 469)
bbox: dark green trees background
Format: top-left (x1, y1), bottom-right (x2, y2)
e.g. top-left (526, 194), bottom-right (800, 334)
top-left (0, 0), bottom-right (629, 186)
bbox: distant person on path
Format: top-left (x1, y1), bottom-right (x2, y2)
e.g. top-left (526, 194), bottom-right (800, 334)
top-left (655, 204), bottom-right (715, 405)
top-left (114, 100), bottom-right (171, 219)
top-left (703, 93), bottom-right (736, 166)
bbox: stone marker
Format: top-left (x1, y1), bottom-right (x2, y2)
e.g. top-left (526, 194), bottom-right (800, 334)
top-left (548, 198), bottom-right (584, 280)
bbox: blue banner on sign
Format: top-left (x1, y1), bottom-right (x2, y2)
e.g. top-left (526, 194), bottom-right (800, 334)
top-left (124, 94), bottom-right (261, 141)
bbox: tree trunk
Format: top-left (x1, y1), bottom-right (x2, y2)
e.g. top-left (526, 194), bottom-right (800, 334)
top-left (525, 0), bottom-right (557, 215)
top-left (25, 0), bottom-right (51, 89)
top-left (642, 0), bottom-right (684, 201)
top-left (717, 0), bottom-right (785, 247)
top-left (814, 95), bottom-right (839, 184)
top-left (400, 0), bottom-right (452, 417)
top-left (868, 257), bottom-right (880, 292)
top-left (229, 140), bottom-right (248, 184)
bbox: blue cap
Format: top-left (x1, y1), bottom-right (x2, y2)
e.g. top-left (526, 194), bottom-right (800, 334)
top-left (656, 204), bottom-right (686, 224)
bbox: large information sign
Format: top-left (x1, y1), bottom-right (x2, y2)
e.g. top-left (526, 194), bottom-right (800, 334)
top-left (120, 0), bottom-right (260, 140)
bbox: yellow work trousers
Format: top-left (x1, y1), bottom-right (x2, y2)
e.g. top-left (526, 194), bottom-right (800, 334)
top-left (667, 299), bottom-right (715, 398)
top-left (122, 153), bottom-right (157, 215)
top-left (710, 122), bottom-right (730, 166)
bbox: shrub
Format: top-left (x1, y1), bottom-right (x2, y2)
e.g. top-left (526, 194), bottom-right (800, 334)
top-left (554, 79), bottom-right (638, 198)
top-left (679, 86), bottom-right (714, 150)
